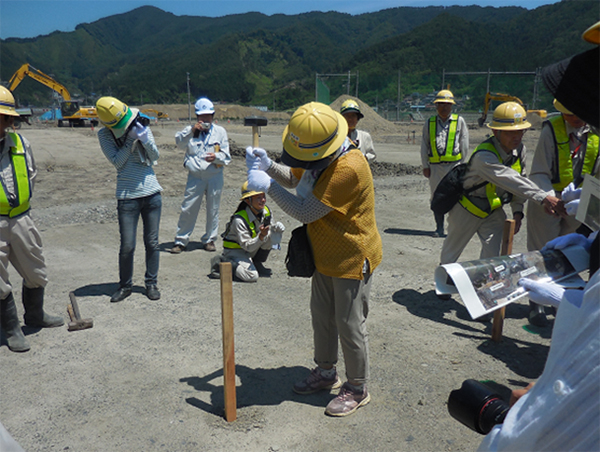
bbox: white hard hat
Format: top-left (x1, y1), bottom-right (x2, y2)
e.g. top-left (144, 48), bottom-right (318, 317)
top-left (195, 98), bottom-right (215, 115)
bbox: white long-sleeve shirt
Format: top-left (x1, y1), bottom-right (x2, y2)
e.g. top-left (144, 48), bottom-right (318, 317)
top-left (478, 270), bottom-right (600, 452)
top-left (175, 123), bottom-right (230, 177)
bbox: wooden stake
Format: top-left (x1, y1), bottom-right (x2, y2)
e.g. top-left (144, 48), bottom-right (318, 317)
top-left (220, 262), bottom-right (237, 422)
top-left (492, 219), bottom-right (516, 342)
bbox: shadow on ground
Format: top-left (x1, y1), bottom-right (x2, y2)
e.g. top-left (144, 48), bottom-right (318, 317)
top-left (181, 365), bottom-right (335, 417)
top-left (393, 288), bottom-right (549, 379)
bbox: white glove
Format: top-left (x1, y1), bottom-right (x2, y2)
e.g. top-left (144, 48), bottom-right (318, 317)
top-left (565, 199), bottom-right (580, 216)
top-left (252, 147), bottom-right (272, 171)
top-left (561, 182), bottom-right (582, 203)
top-left (247, 170), bottom-right (271, 193)
top-left (271, 221), bottom-right (285, 233)
top-left (270, 222), bottom-right (285, 250)
top-left (542, 232), bottom-right (593, 251)
top-left (518, 278), bottom-right (564, 308)
top-left (134, 123), bottom-right (150, 143)
top-left (246, 146), bottom-right (260, 171)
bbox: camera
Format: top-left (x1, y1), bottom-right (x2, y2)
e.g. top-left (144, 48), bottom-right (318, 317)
top-left (448, 379), bottom-right (510, 435)
top-left (137, 115), bottom-right (150, 127)
top-left (263, 216), bottom-right (271, 227)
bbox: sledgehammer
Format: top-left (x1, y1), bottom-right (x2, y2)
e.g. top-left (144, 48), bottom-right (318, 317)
top-left (67, 291), bottom-right (93, 332)
top-left (244, 115), bottom-right (268, 148)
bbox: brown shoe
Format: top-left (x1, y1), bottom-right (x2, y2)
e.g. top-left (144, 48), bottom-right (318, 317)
top-left (204, 241), bottom-right (216, 252)
top-left (293, 367), bottom-right (342, 395)
top-left (325, 383), bottom-right (371, 417)
top-left (170, 244), bottom-right (185, 254)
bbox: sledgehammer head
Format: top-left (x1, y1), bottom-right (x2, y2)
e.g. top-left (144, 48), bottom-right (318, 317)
top-left (244, 115), bottom-right (268, 148)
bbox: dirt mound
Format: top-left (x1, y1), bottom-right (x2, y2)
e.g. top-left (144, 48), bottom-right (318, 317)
top-left (139, 104), bottom-right (290, 122)
top-left (329, 95), bottom-right (402, 137)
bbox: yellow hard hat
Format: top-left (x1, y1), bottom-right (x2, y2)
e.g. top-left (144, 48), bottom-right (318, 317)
top-left (281, 102), bottom-right (348, 169)
top-left (433, 89), bottom-right (456, 105)
top-left (340, 99), bottom-right (364, 119)
top-left (583, 21), bottom-right (600, 45)
top-left (553, 99), bottom-right (573, 115)
top-left (240, 181), bottom-right (264, 200)
top-left (0, 86), bottom-right (20, 117)
top-left (487, 102), bottom-right (531, 131)
top-left (96, 96), bottom-right (139, 138)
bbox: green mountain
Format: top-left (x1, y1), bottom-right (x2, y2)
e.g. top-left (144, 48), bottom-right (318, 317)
top-left (1, 1), bottom-right (597, 111)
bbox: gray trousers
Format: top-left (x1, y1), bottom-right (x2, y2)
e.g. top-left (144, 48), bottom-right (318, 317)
top-left (527, 198), bottom-right (580, 251)
top-left (310, 269), bottom-right (372, 384)
top-left (0, 213), bottom-right (48, 299)
top-left (440, 204), bottom-right (507, 265)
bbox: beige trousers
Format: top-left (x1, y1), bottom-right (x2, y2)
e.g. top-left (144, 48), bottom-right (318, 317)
top-left (310, 268), bottom-right (372, 384)
top-left (0, 213), bottom-right (48, 299)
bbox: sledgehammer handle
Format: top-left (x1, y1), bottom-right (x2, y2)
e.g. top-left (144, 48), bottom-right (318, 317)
top-left (220, 262), bottom-right (237, 422)
top-left (69, 291), bottom-right (81, 320)
top-left (252, 126), bottom-right (259, 148)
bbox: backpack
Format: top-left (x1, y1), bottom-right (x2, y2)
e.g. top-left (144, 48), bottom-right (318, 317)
top-left (430, 164), bottom-right (486, 215)
top-left (285, 224), bottom-right (315, 277)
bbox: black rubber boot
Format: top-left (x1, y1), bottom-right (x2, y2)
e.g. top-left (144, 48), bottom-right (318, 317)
top-left (528, 300), bottom-right (548, 327)
top-left (1, 293), bottom-right (30, 352)
top-left (434, 212), bottom-right (445, 237)
top-left (253, 248), bottom-right (272, 277)
top-left (22, 286), bottom-right (64, 328)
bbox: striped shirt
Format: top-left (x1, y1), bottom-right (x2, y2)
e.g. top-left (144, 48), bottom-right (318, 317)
top-left (98, 127), bottom-right (162, 200)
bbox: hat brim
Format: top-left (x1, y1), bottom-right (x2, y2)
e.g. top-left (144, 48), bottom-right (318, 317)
top-left (542, 47), bottom-right (599, 129)
top-left (280, 148), bottom-right (333, 170)
top-left (110, 108), bottom-right (139, 139)
top-left (282, 111), bottom-right (348, 163)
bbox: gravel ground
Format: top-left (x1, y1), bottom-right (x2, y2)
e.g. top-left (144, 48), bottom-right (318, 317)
top-left (0, 121), bottom-right (555, 452)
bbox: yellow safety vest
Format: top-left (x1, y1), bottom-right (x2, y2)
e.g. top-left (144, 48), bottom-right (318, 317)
top-left (458, 139), bottom-right (522, 219)
top-left (547, 115), bottom-right (599, 191)
top-left (223, 205), bottom-right (271, 249)
top-left (0, 133), bottom-right (31, 217)
top-left (428, 114), bottom-right (461, 163)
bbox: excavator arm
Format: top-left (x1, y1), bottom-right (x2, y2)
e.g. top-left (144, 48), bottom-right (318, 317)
top-left (8, 63), bottom-right (71, 100)
top-left (478, 92), bottom-right (546, 127)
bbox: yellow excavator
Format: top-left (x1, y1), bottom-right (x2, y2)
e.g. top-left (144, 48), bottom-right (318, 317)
top-left (7, 63), bottom-right (98, 127)
top-left (478, 92), bottom-right (547, 127)
top-left (141, 109), bottom-right (169, 121)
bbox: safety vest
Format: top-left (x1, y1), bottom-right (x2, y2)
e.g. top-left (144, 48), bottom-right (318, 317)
top-left (458, 138), bottom-right (522, 219)
top-left (547, 115), bottom-right (599, 191)
top-left (223, 205), bottom-right (271, 249)
top-left (0, 133), bottom-right (31, 218)
top-left (428, 114), bottom-right (461, 163)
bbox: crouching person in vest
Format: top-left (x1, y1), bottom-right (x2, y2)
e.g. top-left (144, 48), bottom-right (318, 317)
top-left (0, 86), bottom-right (63, 353)
top-left (440, 102), bottom-right (566, 272)
top-left (209, 181), bottom-right (275, 282)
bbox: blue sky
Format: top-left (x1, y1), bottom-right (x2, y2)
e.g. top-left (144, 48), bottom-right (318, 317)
top-left (0, 0), bottom-right (560, 39)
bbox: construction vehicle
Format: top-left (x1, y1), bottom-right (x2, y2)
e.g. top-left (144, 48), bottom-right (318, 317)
top-left (7, 63), bottom-right (98, 127)
top-left (141, 109), bottom-right (170, 121)
top-left (478, 92), bottom-right (547, 127)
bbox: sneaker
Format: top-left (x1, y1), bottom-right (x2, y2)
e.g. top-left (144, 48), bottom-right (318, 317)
top-left (436, 293), bottom-right (452, 300)
top-left (204, 241), bottom-right (216, 252)
top-left (208, 271), bottom-right (221, 280)
top-left (432, 229), bottom-right (445, 238)
top-left (293, 367), bottom-right (342, 395)
top-left (254, 261), bottom-right (272, 277)
top-left (170, 244), bottom-right (185, 254)
top-left (145, 285), bottom-right (161, 301)
top-left (110, 287), bottom-right (132, 303)
top-left (325, 383), bottom-right (371, 417)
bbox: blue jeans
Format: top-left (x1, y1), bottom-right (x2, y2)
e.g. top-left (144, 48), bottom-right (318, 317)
top-left (117, 192), bottom-right (162, 288)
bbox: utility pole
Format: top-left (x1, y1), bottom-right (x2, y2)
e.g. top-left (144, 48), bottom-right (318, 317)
top-left (397, 70), bottom-right (401, 121)
top-left (355, 70), bottom-right (359, 98)
top-left (347, 71), bottom-right (351, 95)
top-left (186, 72), bottom-right (191, 123)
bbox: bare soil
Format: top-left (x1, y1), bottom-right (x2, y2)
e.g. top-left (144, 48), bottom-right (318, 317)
top-left (0, 112), bottom-right (553, 452)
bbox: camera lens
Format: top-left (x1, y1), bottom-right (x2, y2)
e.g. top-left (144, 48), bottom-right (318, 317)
top-left (448, 379), bottom-right (510, 435)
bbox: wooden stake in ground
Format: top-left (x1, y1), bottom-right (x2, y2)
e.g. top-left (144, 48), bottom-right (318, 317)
top-left (492, 219), bottom-right (516, 342)
top-left (220, 262), bottom-right (237, 422)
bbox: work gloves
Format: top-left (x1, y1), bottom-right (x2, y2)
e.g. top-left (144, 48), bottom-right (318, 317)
top-left (248, 170), bottom-right (271, 193)
top-left (245, 146), bottom-right (272, 171)
top-left (128, 123), bottom-right (150, 144)
top-left (542, 232), bottom-right (596, 252)
top-left (270, 221), bottom-right (286, 250)
top-left (561, 182), bottom-right (582, 216)
top-left (518, 279), bottom-right (564, 308)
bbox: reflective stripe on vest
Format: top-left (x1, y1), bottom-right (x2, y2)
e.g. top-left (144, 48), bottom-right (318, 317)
top-left (223, 205), bottom-right (271, 249)
top-left (428, 114), bottom-right (461, 163)
top-left (0, 133), bottom-right (31, 217)
top-left (547, 116), bottom-right (599, 191)
top-left (458, 139), bottom-right (522, 219)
